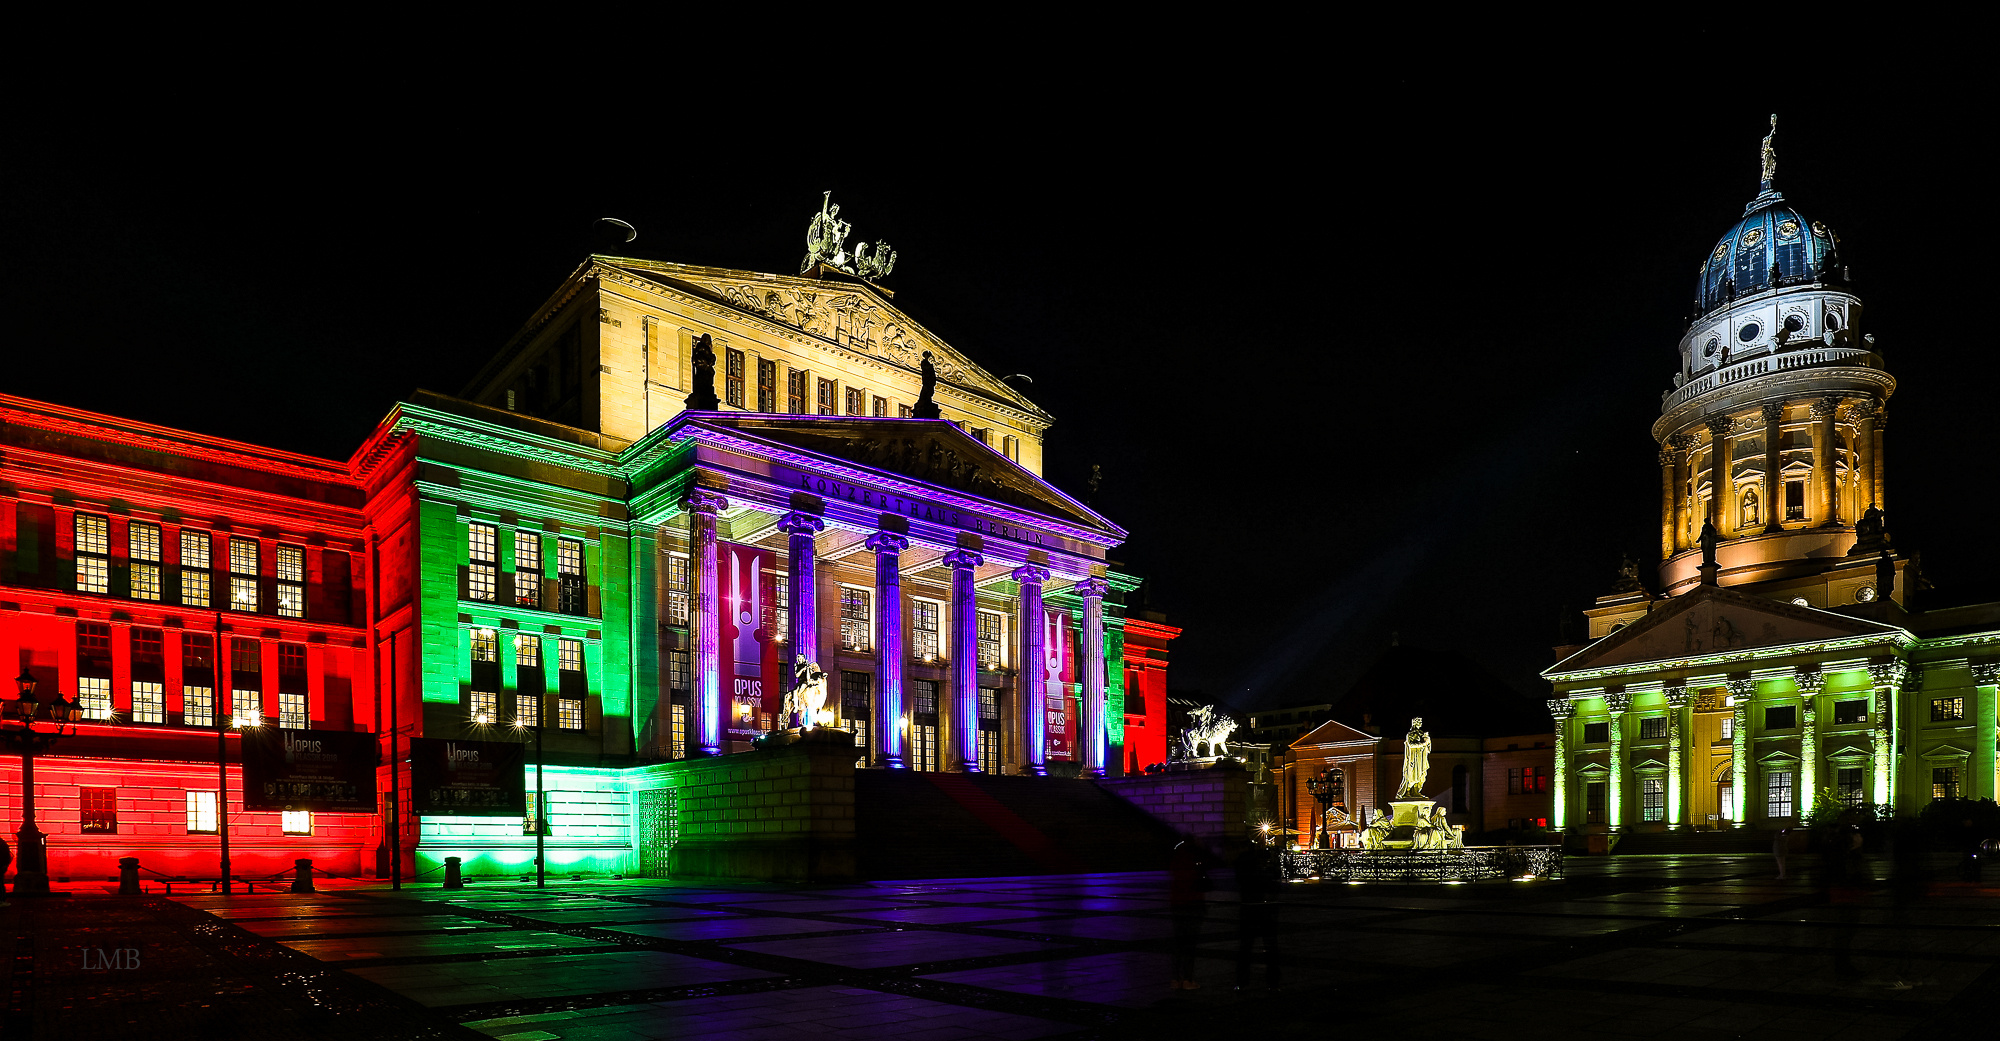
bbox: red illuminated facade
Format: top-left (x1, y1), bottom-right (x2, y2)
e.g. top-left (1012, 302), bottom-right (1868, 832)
top-left (0, 395), bottom-right (378, 881)
top-left (1120, 615), bottom-right (1181, 773)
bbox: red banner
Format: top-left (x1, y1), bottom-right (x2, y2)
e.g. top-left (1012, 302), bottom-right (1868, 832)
top-left (1044, 609), bottom-right (1074, 759)
top-left (721, 541), bottom-right (782, 734)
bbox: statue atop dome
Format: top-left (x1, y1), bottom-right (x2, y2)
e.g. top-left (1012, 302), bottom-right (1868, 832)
top-left (1759, 113), bottom-right (1778, 192)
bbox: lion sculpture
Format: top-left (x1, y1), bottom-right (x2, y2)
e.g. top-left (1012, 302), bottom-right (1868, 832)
top-left (1179, 704), bottom-right (1238, 759)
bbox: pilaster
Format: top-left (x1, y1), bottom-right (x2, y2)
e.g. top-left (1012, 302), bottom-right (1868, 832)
top-left (1548, 698), bottom-right (1574, 829)
top-left (1867, 661), bottom-right (1906, 810)
top-left (1760, 401), bottom-right (1784, 533)
top-left (1704, 416), bottom-right (1732, 536)
top-left (1728, 679), bottom-right (1753, 826)
top-left (1606, 690), bottom-right (1630, 829)
top-left (1665, 685), bottom-right (1689, 829)
top-left (1795, 668), bottom-right (1824, 807)
top-left (1972, 662), bottom-right (1998, 802)
top-left (1811, 395), bottom-right (1842, 527)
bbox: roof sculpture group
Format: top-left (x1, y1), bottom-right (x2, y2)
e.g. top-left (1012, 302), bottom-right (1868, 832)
top-left (802, 192), bottom-right (896, 282)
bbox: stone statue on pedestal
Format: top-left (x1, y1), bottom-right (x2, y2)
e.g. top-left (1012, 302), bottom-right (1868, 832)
top-left (911, 351), bottom-right (941, 419)
top-left (1397, 717), bottom-right (1432, 799)
top-left (685, 334), bottom-right (721, 411)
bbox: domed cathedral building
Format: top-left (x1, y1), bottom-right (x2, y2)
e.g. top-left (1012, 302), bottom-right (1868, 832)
top-left (1544, 120), bottom-right (2000, 844)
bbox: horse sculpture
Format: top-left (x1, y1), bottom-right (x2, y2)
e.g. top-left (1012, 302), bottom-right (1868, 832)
top-left (785, 657), bottom-right (830, 728)
top-left (1179, 704), bottom-right (1239, 759)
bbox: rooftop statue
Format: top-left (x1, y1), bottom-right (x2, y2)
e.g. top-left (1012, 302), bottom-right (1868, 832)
top-left (1396, 716), bottom-right (1432, 798)
top-left (1179, 704), bottom-right (1237, 760)
top-left (911, 351), bottom-right (942, 419)
top-left (801, 192), bottom-right (895, 282)
top-left (1760, 113), bottom-right (1779, 189)
top-left (685, 334), bottom-right (720, 411)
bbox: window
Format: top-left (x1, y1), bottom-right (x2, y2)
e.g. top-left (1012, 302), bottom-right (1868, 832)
top-left (1720, 716), bottom-right (1735, 741)
top-left (515, 531), bottom-right (543, 608)
top-left (1523, 766), bottom-right (1546, 794)
top-left (515, 634), bottom-right (541, 669)
top-left (1585, 781), bottom-right (1605, 824)
top-left (516, 692), bottom-right (540, 728)
top-left (1765, 705), bottom-right (1797, 730)
top-left (180, 529), bottom-right (211, 607)
top-left (1837, 766), bottom-right (1865, 808)
top-left (757, 358), bottom-right (778, 412)
top-left (971, 427), bottom-right (992, 446)
top-left (279, 643), bottom-right (306, 689)
top-left (74, 513), bottom-right (109, 593)
top-left (1933, 766), bottom-right (1961, 800)
top-left (77, 622), bottom-right (111, 676)
top-left (670, 702), bottom-right (687, 759)
top-left (912, 598), bottom-right (941, 660)
top-left (132, 627), bottom-right (165, 676)
top-left (1931, 697), bottom-right (1965, 722)
top-left (557, 539), bottom-right (586, 614)
top-left (1766, 770), bottom-right (1795, 817)
top-left (132, 681), bottom-right (165, 725)
top-left (77, 676), bottom-right (112, 721)
top-left (912, 679), bottom-right (939, 772)
top-left (1641, 777), bottom-right (1665, 821)
top-left (279, 692), bottom-right (308, 730)
top-left (1834, 699), bottom-right (1868, 725)
top-left (669, 650), bottom-right (691, 696)
top-left (229, 538), bottom-right (259, 612)
top-left (1785, 479), bottom-right (1806, 521)
top-left (817, 377), bottom-right (837, 415)
top-left (666, 553), bottom-right (689, 627)
top-left (81, 787), bottom-right (118, 833)
top-left (559, 639), bottom-right (583, 673)
top-left (281, 810), bottom-right (313, 835)
top-left (978, 687), bottom-right (999, 723)
top-left (1639, 716), bottom-right (1667, 739)
top-left (913, 678), bottom-right (939, 717)
top-left (471, 629), bottom-right (498, 663)
top-left (873, 395), bottom-right (888, 417)
top-left (978, 611), bottom-right (1003, 669)
top-left (184, 686), bottom-right (215, 728)
top-left (899, 403), bottom-right (914, 419)
top-left (468, 523), bottom-right (498, 602)
top-left (1002, 435), bottom-right (1018, 462)
top-left (523, 792), bottom-right (546, 835)
top-left (725, 347), bottom-right (745, 407)
top-left (470, 689), bottom-right (498, 725)
top-left (187, 790), bottom-right (218, 834)
top-left (845, 386), bottom-right (865, 415)
top-left (788, 368), bottom-right (809, 413)
top-left (772, 573), bottom-right (789, 641)
top-left (557, 697), bottom-right (585, 730)
top-left (840, 586), bottom-right (872, 651)
top-left (129, 521), bottom-right (162, 601)
top-left (1582, 721), bottom-right (1609, 744)
top-left (978, 729), bottom-right (999, 774)
top-left (275, 545), bottom-right (305, 617)
top-left (841, 671), bottom-right (871, 763)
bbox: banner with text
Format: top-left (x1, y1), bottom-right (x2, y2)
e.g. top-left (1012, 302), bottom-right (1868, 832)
top-left (1044, 609), bottom-right (1075, 759)
top-left (721, 541), bottom-right (783, 736)
top-left (242, 728), bottom-right (378, 812)
top-left (409, 737), bottom-right (527, 816)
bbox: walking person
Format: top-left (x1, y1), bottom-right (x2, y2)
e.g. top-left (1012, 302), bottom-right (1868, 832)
top-left (1167, 839), bottom-right (1208, 991)
top-left (1233, 839), bottom-right (1282, 990)
top-left (1773, 826), bottom-right (1791, 880)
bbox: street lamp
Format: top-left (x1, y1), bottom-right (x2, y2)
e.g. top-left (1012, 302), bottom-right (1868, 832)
top-left (4, 668), bottom-right (79, 896)
top-left (1305, 767), bottom-right (1343, 850)
top-left (514, 710), bottom-right (546, 888)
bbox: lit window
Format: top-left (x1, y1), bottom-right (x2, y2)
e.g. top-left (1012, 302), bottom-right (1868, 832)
top-left (232, 692), bottom-right (262, 728)
top-left (899, 403), bottom-right (913, 419)
top-left (229, 538), bottom-right (259, 612)
top-left (668, 650), bottom-right (690, 696)
top-left (515, 531), bottom-right (543, 608)
top-left (557, 539), bottom-right (586, 614)
top-left (912, 599), bottom-right (940, 660)
top-left (81, 787), bottom-right (118, 833)
top-left (130, 521), bottom-right (162, 601)
top-left (279, 692), bottom-right (308, 730)
top-left (77, 676), bottom-right (113, 720)
top-left (845, 386), bottom-right (865, 415)
top-left (1931, 698), bottom-right (1965, 722)
top-left (468, 523), bottom-right (497, 602)
top-left (132, 681), bottom-right (165, 724)
top-left (470, 689), bottom-right (497, 725)
top-left (788, 368), bottom-right (809, 414)
top-left (1766, 770), bottom-right (1794, 817)
top-left (1642, 777), bottom-right (1665, 821)
top-left (515, 634), bottom-right (541, 669)
top-left (276, 545), bottom-right (305, 618)
top-left (840, 671), bottom-right (871, 760)
top-left (1933, 766), bottom-right (1961, 800)
top-left (666, 553), bottom-right (690, 627)
top-left (978, 687), bottom-right (999, 721)
top-left (840, 587), bottom-right (872, 651)
top-left (978, 729), bottom-right (999, 775)
top-left (817, 378), bottom-right (837, 415)
top-left (559, 639), bottom-right (583, 673)
top-left (281, 810), bottom-right (313, 835)
top-left (180, 529), bottom-right (212, 607)
top-left (187, 790), bottom-right (218, 834)
top-left (1837, 767), bottom-right (1865, 808)
top-left (758, 358), bottom-right (778, 412)
top-left (1639, 716), bottom-right (1667, 739)
top-left (558, 697), bottom-right (585, 730)
top-left (670, 702), bottom-right (687, 759)
top-left (1834, 700), bottom-right (1868, 724)
top-left (75, 513), bottom-right (109, 594)
top-left (516, 692), bottom-right (540, 728)
top-left (184, 686), bottom-right (215, 728)
top-left (471, 629), bottom-right (498, 663)
top-left (979, 611), bottom-right (1003, 669)
top-left (1720, 716), bottom-right (1735, 740)
top-left (873, 395), bottom-right (888, 417)
top-left (725, 347), bottom-right (745, 407)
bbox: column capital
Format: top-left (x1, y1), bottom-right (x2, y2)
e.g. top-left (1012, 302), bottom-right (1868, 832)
top-left (1664, 685), bottom-right (1690, 708)
top-left (864, 530), bottom-right (909, 555)
top-left (684, 488), bottom-right (729, 515)
top-left (1547, 698), bottom-right (1575, 720)
top-left (1072, 576), bottom-right (1111, 600)
top-left (1668, 432), bottom-right (1697, 451)
top-left (1760, 400), bottom-right (1786, 425)
top-left (1810, 394), bottom-right (1843, 419)
top-left (1605, 691), bottom-right (1632, 715)
top-left (1704, 415), bottom-right (1734, 438)
top-left (1658, 447), bottom-right (1677, 468)
top-left (1867, 661), bottom-right (1909, 688)
top-left (1848, 399), bottom-right (1880, 424)
top-left (1011, 564), bottom-right (1051, 586)
top-left (1793, 668), bottom-right (1825, 696)
top-left (1725, 678), bottom-right (1757, 700)
top-left (942, 548), bottom-right (983, 571)
top-left (1871, 406), bottom-right (1888, 432)
top-left (778, 511), bottom-right (825, 536)
top-left (1973, 661), bottom-right (2000, 687)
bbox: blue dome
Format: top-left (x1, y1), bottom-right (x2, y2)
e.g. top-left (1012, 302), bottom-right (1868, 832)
top-left (1694, 191), bottom-right (1841, 315)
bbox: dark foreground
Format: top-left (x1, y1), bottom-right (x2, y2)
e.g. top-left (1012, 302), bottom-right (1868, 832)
top-left (6, 854), bottom-right (1998, 1040)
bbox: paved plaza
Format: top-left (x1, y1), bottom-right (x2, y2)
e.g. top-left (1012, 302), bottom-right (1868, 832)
top-left (6, 855), bottom-right (1999, 1040)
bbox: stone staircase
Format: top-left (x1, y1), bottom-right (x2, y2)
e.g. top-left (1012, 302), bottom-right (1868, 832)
top-left (1611, 827), bottom-right (1773, 855)
top-left (854, 770), bottom-right (1181, 880)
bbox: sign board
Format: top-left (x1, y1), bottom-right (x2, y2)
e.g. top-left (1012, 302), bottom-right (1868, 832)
top-left (1044, 609), bottom-right (1074, 759)
top-left (241, 728), bottom-right (378, 812)
top-left (409, 737), bottom-right (527, 816)
top-left (722, 540), bottom-right (782, 735)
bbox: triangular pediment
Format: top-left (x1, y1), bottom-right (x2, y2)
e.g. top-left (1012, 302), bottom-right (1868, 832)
top-left (1546, 584), bottom-right (1910, 679)
top-left (1826, 745), bottom-right (1872, 760)
top-left (605, 259), bottom-right (1048, 421)
top-left (680, 413), bottom-right (1120, 536)
top-left (1293, 719), bottom-right (1380, 749)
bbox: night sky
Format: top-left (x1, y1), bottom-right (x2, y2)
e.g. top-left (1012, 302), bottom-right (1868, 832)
top-left (8, 82), bottom-right (1993, 713)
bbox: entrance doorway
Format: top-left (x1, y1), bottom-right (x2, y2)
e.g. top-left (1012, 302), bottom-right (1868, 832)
top-left (635, 788), bottom-right (678, 878)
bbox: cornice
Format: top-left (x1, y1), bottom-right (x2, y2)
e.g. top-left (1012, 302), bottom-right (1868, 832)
top-left (391, 408), bottom-right (625, 480)
top-left (1654, 365), bottom-right (1895, 441)
top-left (1, 398), bottom-right (355, 487)
top-left (1544, 631), bottom-right (1913, 686)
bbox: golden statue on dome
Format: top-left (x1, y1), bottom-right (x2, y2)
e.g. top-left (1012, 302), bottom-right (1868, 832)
top-left (1760, 113), bottom-right (1778, 189)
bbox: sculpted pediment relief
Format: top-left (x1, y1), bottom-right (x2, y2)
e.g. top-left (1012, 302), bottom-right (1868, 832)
top-left (1550, 585), bottom-right (1908, 676)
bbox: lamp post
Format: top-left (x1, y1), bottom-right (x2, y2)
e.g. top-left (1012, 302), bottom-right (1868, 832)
top-left (1305, 767), bottom-right (1341, 850)
top-left (5, 669), bottom-right (79, 896)
top-left (516, 710), bottom-right (545, 888)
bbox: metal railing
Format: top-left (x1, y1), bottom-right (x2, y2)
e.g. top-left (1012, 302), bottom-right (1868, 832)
top-left (1665, 349), bottom-right (1880, 413)
top-left (1279, 845), bottom-right (1563, 883)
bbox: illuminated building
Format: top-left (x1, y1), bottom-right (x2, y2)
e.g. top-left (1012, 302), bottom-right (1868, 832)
top-left (1545, 121), bottom-right (2000, 838)
top-left (0, 396), bottom-right (378, 879)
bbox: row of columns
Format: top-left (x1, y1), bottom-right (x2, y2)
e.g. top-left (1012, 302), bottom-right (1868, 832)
top-left (680, 491), bottom-right (1109, 776)
top-left (1659, 395), bottom-right (1887, 556)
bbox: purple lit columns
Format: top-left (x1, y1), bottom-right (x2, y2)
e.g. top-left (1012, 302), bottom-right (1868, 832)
top-left (1013, 564), bottom-right (1050, 776)
top-left (779, 509), bottom-right (823, 678)
top-left (868, 528), bottom-right (909, 768)
top-left (945, 547), bottom-right (984, 772)
top-left (686, 488), bottom-right (728, 756)
top-left (1075, 576), bottom-right (1110, 779)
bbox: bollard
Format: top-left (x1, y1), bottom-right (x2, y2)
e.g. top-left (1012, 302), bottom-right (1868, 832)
top-left (443, 856), bottom-right (463, 889)
top-left (292, 858), bottom-right (316, 893)
top-left (118, 857), bottom-right (142, 895)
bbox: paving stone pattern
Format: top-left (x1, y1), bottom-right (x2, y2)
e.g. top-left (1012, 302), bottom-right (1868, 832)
top-left (11, 854), bottom-right (2000, 1039)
